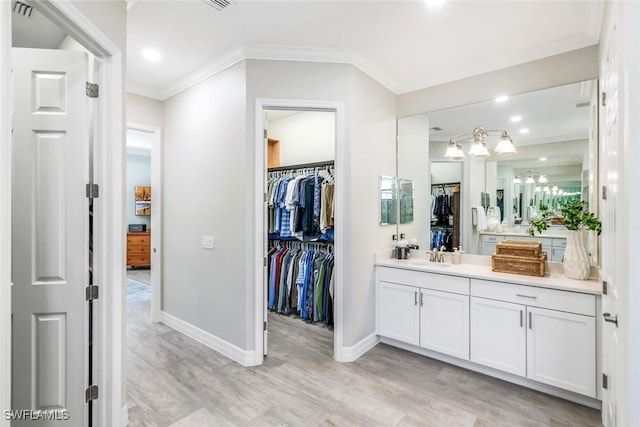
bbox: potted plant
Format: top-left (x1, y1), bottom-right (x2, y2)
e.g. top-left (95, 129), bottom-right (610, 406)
top-left (528, 200), bottom-right (601, 280)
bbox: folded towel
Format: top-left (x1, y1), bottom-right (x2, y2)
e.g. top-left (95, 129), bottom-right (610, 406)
top-left (475, 206), bottom-right (488, 231)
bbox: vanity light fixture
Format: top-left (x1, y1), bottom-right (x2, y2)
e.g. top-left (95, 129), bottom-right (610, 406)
top-left (543, 186), bottom-right (551, 193)
top-left (535, 186), bottom-right (542, 192)
top-left (538, 174), bottom-right (548, 184)
top-left (552, 185), bottom-right (559, 192)
top-left (494, 131), bottom-right (517, 154)
top-left (513, 176), bottom-right (522, 184)
top-left (444, 127), bottom-right (516, 159)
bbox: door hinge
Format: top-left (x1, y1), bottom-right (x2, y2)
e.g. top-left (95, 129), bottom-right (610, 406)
top-left (263, 257), bottom-right (267, 268)
top-left (85, 285), bottom-right (99, 301)
top-left (85, 385), bottom-right (99, 402)
top-left (263, 129), bottom-right (267, 139)
top-left (264, 192), bottom-right (267, 203)
top-left (603, 373), bottom-right (609, 390)
top-left (263, 321), bottom-right (267, 331)
top-left (86, 182), bottom-right (99, 199)
top-left (86, 82), bottom-right (99, 98)
top-left (602, 92), bottom-right (606, 107)
top-left (603, 280), bottom-right (608, 295)
top-left (602, 185), bottom-right (607, 200)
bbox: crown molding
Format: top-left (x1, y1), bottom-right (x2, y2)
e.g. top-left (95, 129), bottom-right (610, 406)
top-left (132, 44), bottom-right (402, 101)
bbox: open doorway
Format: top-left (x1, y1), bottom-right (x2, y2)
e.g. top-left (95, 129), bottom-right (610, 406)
top-left (262, 108), bottom-right (337, 362)
top-left (125, 125), bottom-right (162, 324)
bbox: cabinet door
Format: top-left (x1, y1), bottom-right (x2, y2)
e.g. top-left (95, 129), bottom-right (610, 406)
top-left (480, 243), bottom-right (496, 256)
top-left (470, 297), bottom-right (526, 376)
top-left (420, 289), bottom-right (469, 360)
top-left (527, 307), bottom-right (596, 397)
top-left (377, 281), bottom-right (420, 345)
top-left (551, 247), bottom-right (565, 262)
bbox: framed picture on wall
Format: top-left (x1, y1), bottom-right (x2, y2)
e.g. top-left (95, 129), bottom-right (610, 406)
top-left (135, 185), bottom-right (151, 216)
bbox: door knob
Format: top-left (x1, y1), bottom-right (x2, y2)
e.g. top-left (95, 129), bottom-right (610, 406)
top-left (603, 313), bottom-right (618, 327)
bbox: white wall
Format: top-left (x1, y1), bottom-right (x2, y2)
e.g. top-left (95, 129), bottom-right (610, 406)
top-left (398, 46), bottom-right (600, 118)
top-left (126, 154), bottom-right (151, 228)
top-left (127, 92), bottom-right (164, 128)
top-left (431, 162), bottom-right (462, 184)
top-left (163, 61), bottom-right (248, 349)
top-left (398, 114), bottom-right (429, 250)
top-left (268, 111), bottom-right (335, 166)
top-left (345, 66), bottom-right (397, 346)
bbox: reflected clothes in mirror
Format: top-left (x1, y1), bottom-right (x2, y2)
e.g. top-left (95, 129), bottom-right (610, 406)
top-left (431, 228), bottom-right (454, 252)
top-left (430, 183), bottom-right (460, 251)
top-left (267, 241), bottom-right (334, 327)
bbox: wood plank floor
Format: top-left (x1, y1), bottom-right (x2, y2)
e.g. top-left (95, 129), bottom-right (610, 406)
top-left (126, 273), bottom-right (602, 427)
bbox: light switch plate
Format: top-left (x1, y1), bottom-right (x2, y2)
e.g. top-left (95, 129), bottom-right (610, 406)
top-left (201, 235), bottom-right (214, 249)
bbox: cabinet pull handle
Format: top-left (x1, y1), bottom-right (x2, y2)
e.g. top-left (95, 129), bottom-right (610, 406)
top-left (420, 292), bottom-right (424, 306)
top-left (414, 291), bottom-right (418, 306)
top-left (529, 311), bottom-right (532, 329)
top-left (516, 294), bottom-right (537, 299)
top-left (520, 310), bottom-right (523, 327)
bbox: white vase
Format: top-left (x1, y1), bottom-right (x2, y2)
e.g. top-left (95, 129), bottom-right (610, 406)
top-left (562, 230), bottom-right (591, 280)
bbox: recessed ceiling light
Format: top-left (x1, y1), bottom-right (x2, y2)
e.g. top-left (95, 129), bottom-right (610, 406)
top-left (539, 157), bottom-right (547, 161)
top-left (142, 48), bottom-right (162, 63)
top-left (495, 95), bottom-right (509, 103)
top-left (520, 128), bottom-right (530, 134)
top-left (425, 0), bottom-right (446, 7)
top-left (510, 115), bottom-right (522, 123)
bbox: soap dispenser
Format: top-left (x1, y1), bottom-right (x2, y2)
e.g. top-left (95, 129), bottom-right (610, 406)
top-left (452, 247), bottom-right (462, 265)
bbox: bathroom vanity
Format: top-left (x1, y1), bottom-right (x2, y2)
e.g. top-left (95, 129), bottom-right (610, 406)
top-left (375, 252), bottom-right (601, 408)
top-left (479, 230), bottom-right (567, 260)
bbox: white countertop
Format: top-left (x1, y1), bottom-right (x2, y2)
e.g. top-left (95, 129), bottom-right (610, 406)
top-left (375, 251), bottom-right (601, 295)
top-left (480, 230), bottom-right (569, 239)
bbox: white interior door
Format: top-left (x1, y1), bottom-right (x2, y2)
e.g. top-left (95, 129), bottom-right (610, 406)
top-left (11, 48), bottom-right (88, 426)
top-left (601, 19), bottom-right (622, 427)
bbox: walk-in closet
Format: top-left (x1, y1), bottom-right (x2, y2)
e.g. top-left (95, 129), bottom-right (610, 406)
top-left (264, 109), bottom-right (336, 359)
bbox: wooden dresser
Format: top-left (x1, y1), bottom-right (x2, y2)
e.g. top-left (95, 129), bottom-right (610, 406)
top-left (126, 230), bottom-right (151, 268)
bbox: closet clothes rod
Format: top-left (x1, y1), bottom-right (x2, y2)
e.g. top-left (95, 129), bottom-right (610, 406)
top-left (268, 160), bottom-right (334, 172)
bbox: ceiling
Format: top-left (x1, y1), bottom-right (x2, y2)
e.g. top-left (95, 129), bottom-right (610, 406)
top-left (127, 0), bottom-right (605, 100)
top-left (11, 0), bottom-right (67, 49)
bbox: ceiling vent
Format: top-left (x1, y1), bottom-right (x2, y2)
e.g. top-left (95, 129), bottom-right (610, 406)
top-left (13, 1), bottom-right (33, 17)
top-left (430, 126), bottom-right (443, 132)
top-left (201, 0), bottom-right (234, 12)
top-left (575, 101), bottom-right (590, 109)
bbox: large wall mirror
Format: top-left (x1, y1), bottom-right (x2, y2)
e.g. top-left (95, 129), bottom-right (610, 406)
top-left (397, 79), bottom-right (599, 257)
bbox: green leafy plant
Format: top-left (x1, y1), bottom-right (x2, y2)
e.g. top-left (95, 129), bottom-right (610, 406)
top-left (528, 200), bottom-right (601, 236)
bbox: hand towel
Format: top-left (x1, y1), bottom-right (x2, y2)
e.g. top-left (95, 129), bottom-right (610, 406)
top-left (475, 206), bottom-right (488, 231)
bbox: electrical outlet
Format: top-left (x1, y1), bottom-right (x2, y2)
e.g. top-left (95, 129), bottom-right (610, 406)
top-left (201, 235), bottom-right (214, 249)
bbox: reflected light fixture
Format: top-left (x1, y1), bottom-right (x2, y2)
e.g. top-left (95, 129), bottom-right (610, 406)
top-left (513, 175), bottom-right (522, 184)
top-left (535, 186), bottom-right (542, 192)
top-left (444, 127), bottom-right (516, 159)
top-left (552, 186), bottom-right (559, 192)
top-left (543, 186), bottom-right (551, 193)
top-left (525, 171), bottom-right (536, 184)
top-left (538, 174), bottom-right (548, 184)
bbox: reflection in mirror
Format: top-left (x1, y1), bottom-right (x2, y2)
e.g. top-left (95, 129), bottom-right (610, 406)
top-left (398, 179), bottom-right (414, 224)
top-left (429, 163), bottom-right (462, 251)
top-left (379, 175), bottom-right (397, 225)
top-left (404, 79), bottom-right (598, 257)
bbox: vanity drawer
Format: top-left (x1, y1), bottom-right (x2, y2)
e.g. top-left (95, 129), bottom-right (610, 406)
top-left (552, 238), bottom-right (567, 248)
top-left (481, 235), bottom-right (504, 243)
top-left (506, 236), bottom-right (553, 247)
top-left (470, 279), bottom-right (595, 316)
top-left (378, 267), bottom-right (469, 295)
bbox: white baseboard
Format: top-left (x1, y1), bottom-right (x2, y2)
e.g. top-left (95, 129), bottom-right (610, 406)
top-left (339, 332), bottom-right (379, 362)
top-left (121, 404), bottom-right (128, 426)
top-left (160, 311), bottom-right (258, 366)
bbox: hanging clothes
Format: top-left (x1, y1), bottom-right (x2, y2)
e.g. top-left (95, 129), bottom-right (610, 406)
top-left (267, 241), bottom-right (335, 327)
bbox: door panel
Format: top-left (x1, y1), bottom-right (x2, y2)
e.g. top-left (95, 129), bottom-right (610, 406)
top-left (419, 289), bottom-right (469, 360)
top-left (376, 281), bottom-right (419, 345)
top-left (12, 48), bottom-right (88, 426)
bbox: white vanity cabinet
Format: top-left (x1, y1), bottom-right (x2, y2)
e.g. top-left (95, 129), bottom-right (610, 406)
top-left (480, 234), bottom-right (504, 256)
top-left (551, 238), bottom-right (566, 262)
top-left (470, 279), bottom-right (597, 397)
top-left (479, 233), bottom-right (565, 260)
top-left (376, 267), bottom-right (470, 359)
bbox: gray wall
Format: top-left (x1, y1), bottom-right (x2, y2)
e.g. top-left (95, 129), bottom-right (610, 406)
top-left (127, 92), bottom-right (164, 128)
top-left (126, 154), bottom-right (151, 228)
top-left (162, 61), bottom-right (248, 349)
